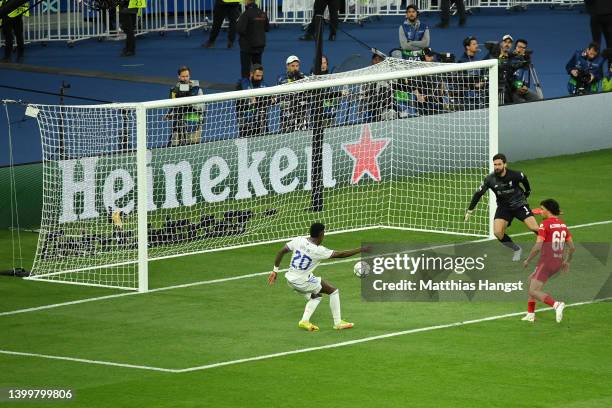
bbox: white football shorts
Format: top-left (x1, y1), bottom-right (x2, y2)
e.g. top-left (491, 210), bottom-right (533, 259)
top-left (286, 275), bottom-right (322, 295)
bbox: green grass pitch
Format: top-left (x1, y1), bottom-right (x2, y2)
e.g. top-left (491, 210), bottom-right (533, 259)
top-left (0, 149), bottom-right (611, 407)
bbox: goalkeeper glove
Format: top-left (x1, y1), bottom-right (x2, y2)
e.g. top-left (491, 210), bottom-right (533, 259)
top-left (464, 210), bottom-right (473, 222)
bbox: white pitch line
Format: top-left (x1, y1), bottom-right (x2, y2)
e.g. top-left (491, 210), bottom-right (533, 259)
top-left (0, 349), bottom-right (178, 373)
top-left (0, 292), bottom-right (137, 317)
top-left (1, 220), bottom-right (610, 318)
top-left (175, 297), bottom-right (612, 373)
top-left (1, 297), bottom-right (610, 373)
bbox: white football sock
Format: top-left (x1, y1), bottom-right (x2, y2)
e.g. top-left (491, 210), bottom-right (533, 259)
top-left (301, 296), bottom-right (322, 322)
top-left (329, 289), bottom-right (341, 325)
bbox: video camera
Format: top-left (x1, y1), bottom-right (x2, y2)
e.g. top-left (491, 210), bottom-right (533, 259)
top-left (485, 40), bottom-right (534, 65)
top-left (571, 47), bottom-right (612, 95)
top-left (174, 80), bottom-right (200, 98)
top-left (572, 69), bottom-right (594, 96)
top-left (423, 48), bottom-right (456, 63)
top-left (390, 48), bottom-right (455, 63)
top-left (484, 41), bottom-right (502, 59)
top-left (287, 71), bottom-right (306, 82)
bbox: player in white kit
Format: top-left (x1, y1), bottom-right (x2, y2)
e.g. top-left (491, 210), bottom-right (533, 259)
top-left (268, 223), bottom-right (367, 331)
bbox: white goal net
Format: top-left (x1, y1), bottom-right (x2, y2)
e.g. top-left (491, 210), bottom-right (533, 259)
top-left (27, 57), bottom-right (498, 291)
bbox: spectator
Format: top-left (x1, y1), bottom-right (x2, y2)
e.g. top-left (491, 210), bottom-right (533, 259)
top-left (277, 55), bottom-right (309, 133)
top-left (277, 55), bottom-right (306, 85)
top-left (408, 52), bottom-right (446, 117)
top-left (437, 0), bottom-right (466, 29)
top-left (458, 36), bottom-right (480, 63)
top-left (299, 0), bottom-right (339, 41)
top-left (566, 42), bottom-right (605, 95)
top-left (119, 0), bottom-right (146, 57)
top-left (585, 0), bottom-right (612, 49)
top-left (421, 47), bottom-right (437, 62)
top-left (457, 36), bottom-right (480, 63)
top-left (483, 34), bottom-right (512, 59)
top-left (236, 64), bottom-right (271, 137)
top-left (510, 39), bottom-right (542, 103)
top-left (490, 35), bottom-right (515, 103)
top-left (458, 37), bottom-right (486, 109)
top-left (309, 54), bottom-right (334, 75)
top-left (166, 66), bottom-right (204, 146)
top-left (237, 0), bottom-right (269, 79)
top-left (500, 34), bottom-right (513, 56)
top-left (371, 52), bottom-right (385, 65)
top-left (311, 56), bottom-right (346, 128)
top-left (359, 54), bottom-right (394, 123)
top-left (320, 55), bottom-right (330, 74)
top-left (399, 5), bottom-right (430, 54)
top-left (1, 0), bottom-right (28, 62)
top-left (203, 0), bottom-right (241, 49)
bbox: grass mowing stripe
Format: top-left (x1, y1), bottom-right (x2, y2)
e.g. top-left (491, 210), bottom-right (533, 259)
top-left (1, 220), bottom-right (610, 318)
top-left (1, 297), bottom-right (610, 373)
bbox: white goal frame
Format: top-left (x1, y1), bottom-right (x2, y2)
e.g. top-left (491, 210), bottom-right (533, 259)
top-left (26, 59), bottom-right (498, 292)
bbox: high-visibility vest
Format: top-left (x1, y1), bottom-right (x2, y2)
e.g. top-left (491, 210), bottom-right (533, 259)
top-left (1, 0), bottom-right (30, 18)
top-left (128, 0), bottom-right (147, 8)
top-left (603, 76), bottom-right (612, 93)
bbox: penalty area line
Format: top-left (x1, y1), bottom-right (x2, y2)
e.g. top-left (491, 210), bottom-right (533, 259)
top-left (1, 219), bottom-right (610, 318)
top-left (1, 297), bottom-right (609, 373)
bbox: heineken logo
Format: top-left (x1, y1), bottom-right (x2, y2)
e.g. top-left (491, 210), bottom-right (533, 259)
top-left (57, 126), bottom-right (390, 224)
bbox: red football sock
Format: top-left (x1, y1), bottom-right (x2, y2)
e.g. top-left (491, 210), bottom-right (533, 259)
top-left (527, 301), bottom-right (536, 313)
top-left (543, 295), bottom-right (555, 307)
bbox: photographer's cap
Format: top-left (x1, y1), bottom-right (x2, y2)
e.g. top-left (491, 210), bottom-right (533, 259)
top-left (286, 55), bottom-right (300, 65)
top-left (502, 34), bottom-right (513, 42)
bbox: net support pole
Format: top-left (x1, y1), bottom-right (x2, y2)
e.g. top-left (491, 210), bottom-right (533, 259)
top-left (310, 14), bottom-right (325, 212)
top-left (136, 105), bottom-right (149, 292)
top-left (487, 61), bottom-right (499, 240)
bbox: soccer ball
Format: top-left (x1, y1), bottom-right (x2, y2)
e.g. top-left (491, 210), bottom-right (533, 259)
top-left (353, 261), bottom-right (370, 278)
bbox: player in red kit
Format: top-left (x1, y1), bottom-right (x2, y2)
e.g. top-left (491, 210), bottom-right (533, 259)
top-left (521, 199), bottom-right (575, 323)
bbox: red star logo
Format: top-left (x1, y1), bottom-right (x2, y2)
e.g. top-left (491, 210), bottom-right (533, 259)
top-left (342, 125), bottom-right (391, 184)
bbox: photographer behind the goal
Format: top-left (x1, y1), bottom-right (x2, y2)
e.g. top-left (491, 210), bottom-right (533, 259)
top-left (277, 55), bottom-right (309, 133)
top-left (484, 34), bottom-right (518, 104)
top-left (166, 66), bottom-right (205, 146)
top-left (509, 39), bottom-right (542, 104)
top-left (458, 36), bottom-right (487, 110)
top-left (565, 42), bottom-right (605, 95)
top-left (235, 63), bottom-right (272, 138)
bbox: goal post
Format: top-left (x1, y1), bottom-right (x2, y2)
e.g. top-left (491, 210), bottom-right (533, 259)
top-left (487, 62), bottom-right (499, 241)
top-left (136, 105), bottom-right (149, 292)
top-left (26, 58), bottom-right (498, 291)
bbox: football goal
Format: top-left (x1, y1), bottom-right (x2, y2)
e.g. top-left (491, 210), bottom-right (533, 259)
top-left (26, 57), bottom-right (498, 291)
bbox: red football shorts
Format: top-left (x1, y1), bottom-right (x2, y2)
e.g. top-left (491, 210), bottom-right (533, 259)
top-left (530, 263), bottom-right (562, 283)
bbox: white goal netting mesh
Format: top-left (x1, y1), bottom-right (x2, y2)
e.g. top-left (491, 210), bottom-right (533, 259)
top-left (29, 58), bottom-right (494, 290)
